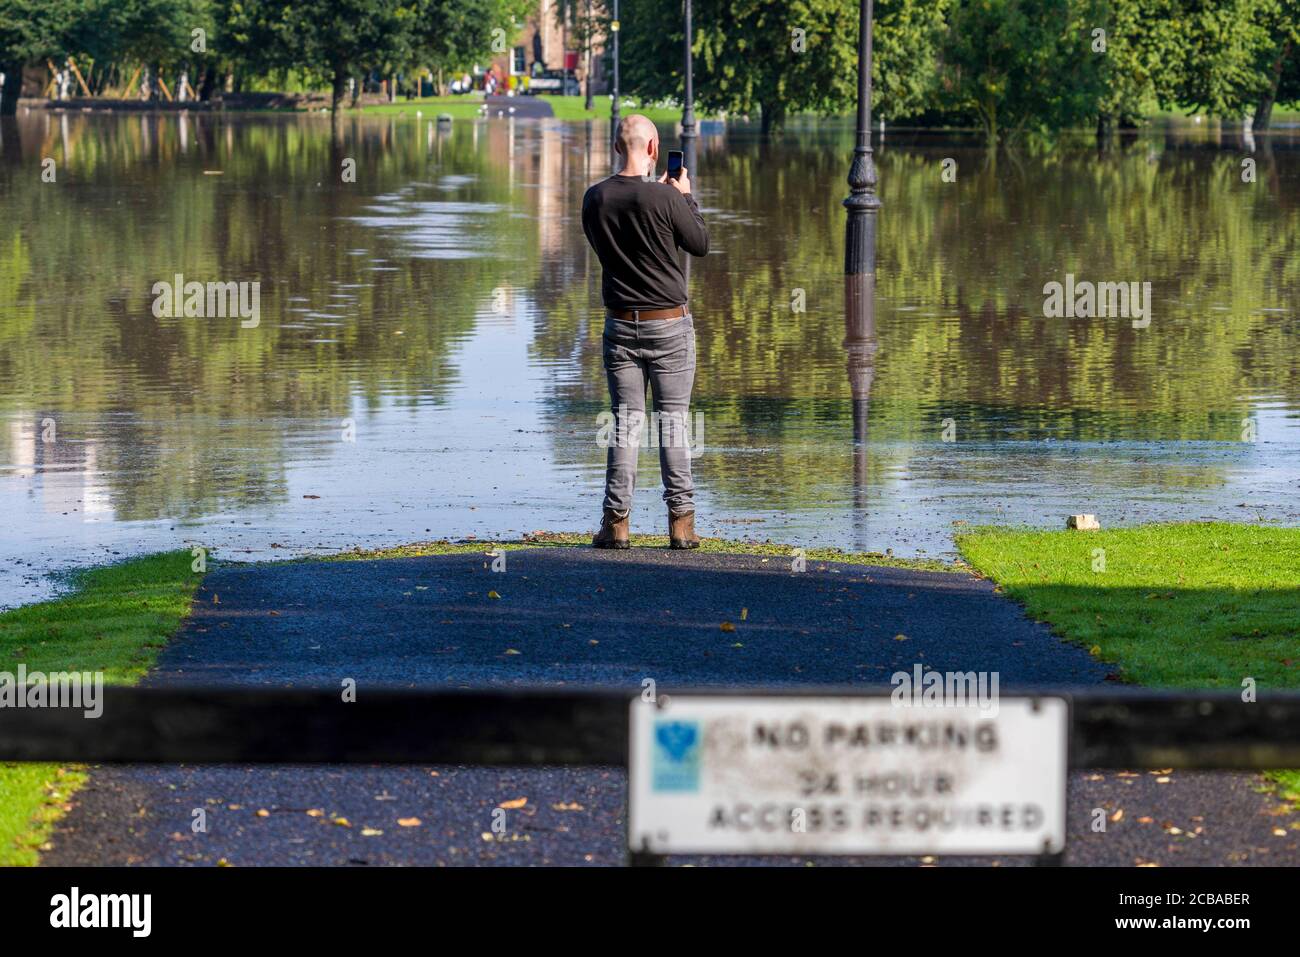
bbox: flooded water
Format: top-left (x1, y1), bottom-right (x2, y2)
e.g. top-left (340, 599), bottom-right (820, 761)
top-left (1, 111), bottom-right (1298, 606)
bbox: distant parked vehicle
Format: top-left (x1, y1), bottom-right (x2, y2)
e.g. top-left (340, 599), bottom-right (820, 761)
top-left (524, 71), bottom-right (580, 97)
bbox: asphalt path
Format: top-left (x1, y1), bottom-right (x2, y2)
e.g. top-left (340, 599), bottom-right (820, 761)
top-left (42, 548), bottom-right (1299, 866)
top-left (483, 95), bottom-right (553, 118)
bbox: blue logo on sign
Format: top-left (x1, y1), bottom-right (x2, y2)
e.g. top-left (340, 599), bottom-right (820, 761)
top-left (652, 720), bottom-right (701, 792)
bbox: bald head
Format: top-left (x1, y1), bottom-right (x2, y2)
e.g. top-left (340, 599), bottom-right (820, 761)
top-left (615, 114), bottom-right (659, 175)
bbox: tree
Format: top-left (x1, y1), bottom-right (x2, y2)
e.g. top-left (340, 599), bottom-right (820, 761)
top-left (407, 0), bottom-right (529, 85)
top-left (1249, 0), bottom-right (1300, 129)
top-left (216, 0), bottom-right (529, 109)
top-left (1093, 0), bottom-right (1186, 134)
top-left (937, 0), bottom-right (1108, 144)
top-left (1168, 0), bottom-right (1277, 118)
top-left (619, 0), bottom-right (947, 135)
top-left (65, 0), bottom-right (215, 98)
top-left (0, 0), bottom-right (81, 114)
top-left (262, 0), bottom-right (418, 110)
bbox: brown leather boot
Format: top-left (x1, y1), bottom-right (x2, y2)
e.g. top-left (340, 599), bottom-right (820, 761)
top-left (592, 507), bottom-right (630, 549)
top-left (668, 508), bottom-right (700, 549)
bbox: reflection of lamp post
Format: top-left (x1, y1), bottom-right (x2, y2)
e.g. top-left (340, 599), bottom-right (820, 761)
top-left (844, 269), bottom-right (877, 547)
top-left (610, 3), bottom-right (621, 163)
top-left (845, 273), bottom-right (877, 443)
top-left (843, 0), bottom-right (879, 275)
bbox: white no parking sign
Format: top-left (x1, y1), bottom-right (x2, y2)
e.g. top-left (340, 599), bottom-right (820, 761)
top-left (629, 695), bottom-right (1069, 857)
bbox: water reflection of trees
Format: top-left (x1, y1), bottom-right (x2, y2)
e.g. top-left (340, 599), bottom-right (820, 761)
top-left (537, 123), bottom-right (1299, 506)
top-left (0, 113), bottom-right (530, 519)
top-left (3, 115), bottom-right (1297, 524)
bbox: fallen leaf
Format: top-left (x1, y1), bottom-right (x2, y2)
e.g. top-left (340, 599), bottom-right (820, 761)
top-left (720, 622), bottom-right (735, 632)
top-left (488, 590), bottom-right (501, 599)
top-left (397, 817), bottom-right (422, 827)
top-left (361, 828), bottom-right (383, 837)
top-left (499, 797), bottom-right (527, 809)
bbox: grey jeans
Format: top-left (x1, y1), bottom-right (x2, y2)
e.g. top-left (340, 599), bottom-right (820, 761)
top-left (601, 313), bottom-right (696, 514)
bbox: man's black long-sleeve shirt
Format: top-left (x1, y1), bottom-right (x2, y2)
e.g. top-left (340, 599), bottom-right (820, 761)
top-left (581, 175), bottom-right (708, 311)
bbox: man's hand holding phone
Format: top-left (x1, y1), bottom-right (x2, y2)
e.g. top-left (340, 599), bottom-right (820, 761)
top-left (659, 166), bottom-right (692, 196)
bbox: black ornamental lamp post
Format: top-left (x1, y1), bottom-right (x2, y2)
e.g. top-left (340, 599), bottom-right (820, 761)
top-left (610, 1), bottom-right (621, 164)
top-left (681, 0), bottom-right (697, 283)
top-left (681, 0), bottom-right (697, 177)
top-left (843, 0), bottom-right (879, 276)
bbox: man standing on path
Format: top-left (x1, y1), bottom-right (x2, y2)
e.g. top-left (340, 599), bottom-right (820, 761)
top-left (582, 114), bottom-right (709, 550)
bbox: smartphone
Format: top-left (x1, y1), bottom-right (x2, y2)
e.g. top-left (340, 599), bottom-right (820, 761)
top-left (666, 149), bottom-right (684, 180)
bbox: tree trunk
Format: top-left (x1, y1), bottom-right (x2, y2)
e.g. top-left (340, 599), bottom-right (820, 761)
top-left (1254, 40), bottom-right (1292, 132)
top-left (1096, 112), bottom-right (1113, 150)
top-left (1255, 92), bottom-right (1275, 132)
top-left (760, 101), bottom-right (784, 137)
top-left (1, 61), bottom-right (23, 115)
top-left (198, 64), bottom-right (218, 101)
top-left (332, 67), bottom-right (348, 112)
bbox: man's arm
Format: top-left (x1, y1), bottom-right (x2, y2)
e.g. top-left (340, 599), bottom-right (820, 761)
top-left (661, 168), bottom-right (708, 257)
top-left (671, 192), bottom-right (709, 257)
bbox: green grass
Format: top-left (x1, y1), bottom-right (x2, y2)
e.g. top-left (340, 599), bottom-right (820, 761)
top-left (355, 94), bottom-right (704, 124)
top-left (957, 521), bottom-right (1300, 807)
top-left (0, 551), bottom-right (201, 865)
top-left (319, 531), bottom-right (958, 572)
top-left (955, 522), bottom-right (1300, 689)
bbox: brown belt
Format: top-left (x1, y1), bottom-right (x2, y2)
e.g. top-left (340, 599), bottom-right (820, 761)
top-left (607, 304), bottom-right (689, 321)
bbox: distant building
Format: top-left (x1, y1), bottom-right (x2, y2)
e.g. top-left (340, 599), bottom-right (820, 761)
top-left (487, 0), bottom-right (609, 95)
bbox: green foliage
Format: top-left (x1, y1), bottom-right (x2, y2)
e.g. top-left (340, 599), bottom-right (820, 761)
top-left (938, 0), bottom-right (1108, 143)
top-left (9, 0), bottom-right (1300, 137)
top-left (620, 0), bottom-right (946, 132)
top-left (1170, 0), bottom-right (1278, 115)
top-left (0, 0), bottom-right (80, 64)
top-left (74, 0), bottom-right (211, 69)
top-left (220, 0), bottom-right (529, 103)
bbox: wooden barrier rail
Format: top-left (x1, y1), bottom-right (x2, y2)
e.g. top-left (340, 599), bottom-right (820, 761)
top-left (2, 687), bottom-right (1299, 769)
